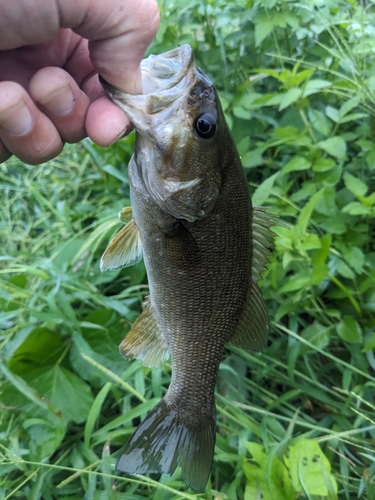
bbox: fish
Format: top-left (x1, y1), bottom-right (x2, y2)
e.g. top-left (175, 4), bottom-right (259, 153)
top-left (100, 44), bottom-right (274, 491)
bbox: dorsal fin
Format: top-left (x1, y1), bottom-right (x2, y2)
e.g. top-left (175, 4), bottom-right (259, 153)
top-left (251, 207), bottom-right (276, 282)
top-left (230, 280), bottom-right (269, 351)
top-left (100, 207), bottom-right (143, 271)
top-left (230, 207), bottom-right (276, 351)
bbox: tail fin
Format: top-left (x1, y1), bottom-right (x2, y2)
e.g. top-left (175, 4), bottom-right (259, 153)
top-left (116, 399), bottom-right (215, 491)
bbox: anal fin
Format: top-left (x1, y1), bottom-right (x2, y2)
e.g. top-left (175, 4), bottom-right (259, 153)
top-left (120, 299), bottom-right (169, 367)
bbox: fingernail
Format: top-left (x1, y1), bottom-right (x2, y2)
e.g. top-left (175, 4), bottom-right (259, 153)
top-left (40, 85), bottom-right (75, 116)
top-left (108, 127), bottom-right (128, 146)
top-left (0, 101), bottom-right (34, 136)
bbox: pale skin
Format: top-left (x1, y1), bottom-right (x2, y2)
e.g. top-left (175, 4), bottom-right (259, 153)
top-left (0, 0), bottom-right (160, 164)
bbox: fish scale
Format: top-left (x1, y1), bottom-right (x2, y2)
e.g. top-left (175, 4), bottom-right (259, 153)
top-left (100, 44), bottom-right (275, 491)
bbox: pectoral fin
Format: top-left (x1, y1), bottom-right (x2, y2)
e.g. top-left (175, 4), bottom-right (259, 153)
top-left (118, 206), bottom-right (133, 224)
top-left (100, 208), bottom-right (142, 271)
top-left (120, 299), bottom-right (169, 367)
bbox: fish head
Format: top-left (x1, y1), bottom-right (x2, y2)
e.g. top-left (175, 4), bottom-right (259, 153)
top-left (101, 45), bottom-right (230, 222)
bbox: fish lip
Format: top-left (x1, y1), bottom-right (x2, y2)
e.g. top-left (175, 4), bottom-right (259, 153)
top-left (99, 44), bottom-right (195, 104)
top-left (140, 44), bottom-right (194, 94)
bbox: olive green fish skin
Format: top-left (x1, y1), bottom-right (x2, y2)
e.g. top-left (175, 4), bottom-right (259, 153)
top-left (101, 45), bottom-right (271, 491)
top-left (130, 116), bottom-right (251, 427)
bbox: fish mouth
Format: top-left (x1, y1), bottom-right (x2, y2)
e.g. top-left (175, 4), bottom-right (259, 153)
top-left (140, 44), bottom-right (194, 94)
top-left (99, 45), bottom-right (195, 117)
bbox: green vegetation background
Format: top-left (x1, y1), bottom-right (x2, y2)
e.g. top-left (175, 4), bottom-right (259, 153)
top-left (1, 0), bottom-right (375, 498)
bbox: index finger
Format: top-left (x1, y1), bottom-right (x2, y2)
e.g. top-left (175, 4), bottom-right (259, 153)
top-left (0, 0), bottom-right (160, 94)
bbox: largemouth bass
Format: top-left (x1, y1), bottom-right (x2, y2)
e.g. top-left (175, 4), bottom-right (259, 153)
top-left (100, 44), bottom-right (274, 491)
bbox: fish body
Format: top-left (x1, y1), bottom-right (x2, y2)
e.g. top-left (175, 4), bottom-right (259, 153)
top-left (100, 45), bottom-right (273, 491)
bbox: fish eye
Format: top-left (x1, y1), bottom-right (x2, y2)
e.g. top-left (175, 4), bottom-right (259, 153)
top-left (194, 113), bottom-right (217, 139)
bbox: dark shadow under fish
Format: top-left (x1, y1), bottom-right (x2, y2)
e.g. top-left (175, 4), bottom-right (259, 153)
top-left (100, 44), bottom-right (274, 491)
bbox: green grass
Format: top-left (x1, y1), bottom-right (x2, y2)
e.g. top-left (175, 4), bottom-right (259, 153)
top-left (1, 0), bottom-right (375, 498)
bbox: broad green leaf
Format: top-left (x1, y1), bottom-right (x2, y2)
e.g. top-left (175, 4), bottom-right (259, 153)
top-left (308, 108), bottom-right (332, 137)
top-left (284, 439), bottom-right (338, 495)
top-left (336, 258), bottom-right (355, 280)
top-left (279, 88), bottom-right (302, 110)
top-left (318, 137), bottom-right (347, 159)
top-left (252, 172), bottom-right (279, 206)
top-left (339, 112), bottom-right (368, 124)
top-left (312, 158), bottom-right (335, 172)
top-left (0, 365), bottom-right (61, 417)
top-left (299, 234), bottom-right (321, 251)
top-left (254, 14), bottom-right (273, 46)
top-left (282, 156), bottom-right (311, 174)
top-left (279, 271), bottom-right (311, 293)
top-left (342, 202), bottom-right (371, 215)
top-left (233, 106), bottom-right (252, 120)
top-left (326, 106), bottom-right (340, 123)
top-left (7, 328), bottom-right (64, 375)
top-left (244, 442), bottom-right (294, 500)
top-left (337, 316), bottom-right (362, 343)
top-left (290, 68), bottom-right (315, 87)
top-left (343, 172), bottom-right (368, 197)
top-left (303, 79), bottom-right (332, 97)
top-left (296, 189), bottom-right (323, 235)
top-left (26, 366), bottom-right (94, 424)
top-left (342, 246), bottom-right (364, 274)
top-left (24, 418), bottom-right (66, 462)
top-left (242, 148), bottom-right (264, 168)
top-left (300, 322), bottom-right (331, 355)
top-left (339, 95), bottom-right (361, 117)
top-left (315, 187), bottom-right (339, 216)
top-left (312, 263), bottom-right (329, 284)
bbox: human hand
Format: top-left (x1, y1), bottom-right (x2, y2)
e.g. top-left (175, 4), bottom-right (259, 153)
top-left (0, 0), bottom-right (159, 164)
